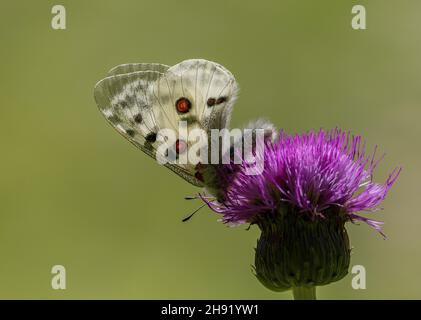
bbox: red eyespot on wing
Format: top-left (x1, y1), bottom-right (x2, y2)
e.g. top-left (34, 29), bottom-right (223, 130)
top-left (175, 139), bottom-right (187, 154)
top-left (175, 97), bottom-right (191, 113)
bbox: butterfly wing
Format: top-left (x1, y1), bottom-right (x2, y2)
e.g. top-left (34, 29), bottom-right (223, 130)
top-left (107, 63), bottom-right (170, 76)
top-left (161, 59), bottom-right (238, 133)
top-left (94, 59), bottom-right (238, 188)
top-left (94, 70), bottom-right (203, 186)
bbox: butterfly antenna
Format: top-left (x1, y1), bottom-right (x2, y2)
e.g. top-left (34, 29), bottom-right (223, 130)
top-left (184, 195), bottom-right (215, 201)
top-left (182, 203), bottom-right (206, 222)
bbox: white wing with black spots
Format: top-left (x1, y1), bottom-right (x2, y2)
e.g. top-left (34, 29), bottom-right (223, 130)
top-left (94, 59), bottom-right (239, 187)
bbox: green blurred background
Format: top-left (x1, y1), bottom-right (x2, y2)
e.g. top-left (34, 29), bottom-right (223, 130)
top-left (0, 0), bottom-right (419, 299)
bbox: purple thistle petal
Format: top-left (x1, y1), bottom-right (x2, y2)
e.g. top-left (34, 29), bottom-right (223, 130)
top-left (349, 213), bottom-right (387, 238)
top-left (205, 128), bottom-right (400, 234)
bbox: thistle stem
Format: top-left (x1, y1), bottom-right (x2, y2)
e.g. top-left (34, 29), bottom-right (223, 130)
top-left (292, 286), bottom-right (316, 300)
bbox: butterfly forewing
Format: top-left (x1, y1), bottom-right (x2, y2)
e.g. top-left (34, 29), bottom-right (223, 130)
top-left (107, 63), bottom-right (169, 77)
top-left (94, 71), bottom-right (159, 154)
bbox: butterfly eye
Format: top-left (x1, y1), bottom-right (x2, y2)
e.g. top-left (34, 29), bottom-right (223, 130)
top-left (207, 98), bottom-right (216, 107)
top-left (175, 139), bottom-right (187, 154)
top-left (195, 171), bottom-right (204, 182)
top-left (175, 97), bottom-right (191, 113)
top-left (216, 96), bottom-right (227, 104)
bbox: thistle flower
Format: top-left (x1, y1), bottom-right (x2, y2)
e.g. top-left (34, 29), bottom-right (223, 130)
top-left (203, 128), bottom-right (400, 299)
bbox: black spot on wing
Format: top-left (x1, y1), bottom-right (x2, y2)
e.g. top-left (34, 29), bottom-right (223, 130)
top-left (107, 114), bottom-right (120, 124)
top-left (134, 113), bottom-right (143, 123)
top-left (207, 98), bottom-right (216, 107)
top-left (216, 96), bottom-right (227, 104)
top-left (145, 132), bottom-right (157, 143)
top-left (144, 132), bottom-right (157, 151)
top-left (126, 129), bottom-right (135, 137)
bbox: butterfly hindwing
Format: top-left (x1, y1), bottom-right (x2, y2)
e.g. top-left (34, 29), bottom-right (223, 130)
top-left (94, 71), bottom-right (160, 155)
